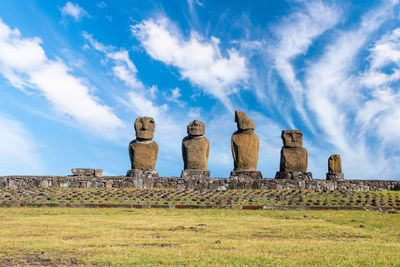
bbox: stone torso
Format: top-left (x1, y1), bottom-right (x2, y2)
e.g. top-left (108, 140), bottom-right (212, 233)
top-left (129, 140), bottom-right (158, 169)
top-left (280, 147), bottom-right (308, 172)
top-left (231, 130), bottom-right (259, 171)
top-left (182, 136), bottom-right (209, 170)
top-left (328, 154), bottom-right (342, 173)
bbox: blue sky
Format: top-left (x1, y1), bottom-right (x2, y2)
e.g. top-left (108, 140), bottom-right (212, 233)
top-left (0, 0), bottom-right (399, 180)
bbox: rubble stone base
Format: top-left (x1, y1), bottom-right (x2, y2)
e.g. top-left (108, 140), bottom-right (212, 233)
top-left (72, 168), bottom-right (103, 177)
top-left (126, 169), bottom-right (159, 178)
top-left (275, 171), bottom-right (313, 181)
top-left (326, 173), bottom-right (344, 181)
top-left (230, 171), bottom-right (262, 180)
top-left (181, 170), bottom-right (210, 179)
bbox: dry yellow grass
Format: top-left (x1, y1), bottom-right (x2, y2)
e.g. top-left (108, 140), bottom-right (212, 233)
top-left (0, 208), bottom-right (399, 266)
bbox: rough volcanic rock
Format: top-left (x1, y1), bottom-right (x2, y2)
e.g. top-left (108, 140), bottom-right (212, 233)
top-left (182, 120), bottom-right (209, 170)
top-left (71, 168), bottom-right (103, 177)
top-left (231, 111), bottom-right (259, 171)
top-left (328, 154), bottom-right (342, 173)
top-left (279, 147), bottom-right (308, 172)
top-left (129, 117), bottom-right (158, 170)
top-left (235, 110), bottom-right (255, 131)
top-left (129, 140), bottom-right (158, 169)
top-left (281, 130), bottom-right (303, 148)
top-left (134, 117), bottom-right (155, 140)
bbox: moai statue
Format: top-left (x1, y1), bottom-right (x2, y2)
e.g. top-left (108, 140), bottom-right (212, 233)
top-left (326, 154), bottom-right (344, 181)
top-left (275, 130), bottom-right (312, 180)
top-left (126, 117), bottom-right (159, 181)
top-left (181, 120), bottom-right (210, 180)
top-left (230, 110), bottom-right (262, 180)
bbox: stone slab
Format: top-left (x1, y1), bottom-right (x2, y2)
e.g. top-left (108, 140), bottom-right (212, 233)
top-left (275, 171), bottom-right (313, 181)
top-left (181, 170), bottom-right (210, 179)
top-left (229, 170), bottom-right (262, 180)
top-left (326, 173), bottom-right (345, 181)
top-left (126, 169), bottom-right (159, 179)
top-left (71, 168), bottom-right (103, 177)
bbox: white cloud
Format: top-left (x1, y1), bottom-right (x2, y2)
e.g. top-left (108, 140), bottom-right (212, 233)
top-left (0, 19), bottom-right (123, 138)
top-left (83, 32), bottom-right (145, 91)
top-left (132, 17), bottom-right (248, 111)
top-left (164, 87), bottom-right (185, 106)
top-left (304, 1), bottom-right (400, 178)
top-left (269, 1), bottom-right (341, 129)
top-left (60, 2), bottom-right (89, 21)
top-left (0, 114), bottom-right (44, 175)
top-left (83, 33), bottom-right (188, 175)
top-left (361, 27), bottom-right (400, 88)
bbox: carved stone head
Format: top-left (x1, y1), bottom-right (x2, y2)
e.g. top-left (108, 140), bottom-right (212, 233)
top-left (281, 130), bottom-right (303, 148)
top-left (235, 110), bottom-right (255, 131)
top-left (134, 117), bottom-right (155, 140)
top-left (187, 120), bottom-right (205, 136)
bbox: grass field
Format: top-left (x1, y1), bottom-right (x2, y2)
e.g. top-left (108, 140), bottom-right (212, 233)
top-left (0, 208), bottom-right (399, 266)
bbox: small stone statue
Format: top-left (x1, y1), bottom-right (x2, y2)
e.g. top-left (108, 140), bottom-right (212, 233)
top-left (230, 110), bottom-right (262, 179)
top-left (128, 117), bottom-right (158, 170)
top-left (182, 120), bottom-right (209, 170)
top-left (275, 130), bottom-right (312, 180)
top-left (326, 154), bottom-right (344, 181)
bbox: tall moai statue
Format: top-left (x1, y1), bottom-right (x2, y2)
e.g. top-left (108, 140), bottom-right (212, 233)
top-left (127, 117), bottom-right (159, 180)
top-left (275, 130), bottom-right (312, 180)
top-left (326, 154), bottom-right (344, 181)
top-left (181, 120), bottom-right (210, 179)
top-left (230, 110), bottom-right (262, 180)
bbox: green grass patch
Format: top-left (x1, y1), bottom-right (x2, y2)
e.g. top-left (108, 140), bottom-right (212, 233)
top-left (0, 208), bottom-right (399, 266)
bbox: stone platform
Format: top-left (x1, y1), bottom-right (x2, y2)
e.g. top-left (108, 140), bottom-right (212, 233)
top-left (275, 171), bottom-right (312, 181)
top-left (230, 171), bottom-right (262, 180)
top-left (0, 175), bottom-right (399, 192)
top-left (326, 173), bottom-right (345, 181)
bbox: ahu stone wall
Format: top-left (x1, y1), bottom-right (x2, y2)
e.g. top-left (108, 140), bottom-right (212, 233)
top-left (1, 175), bottom-right (399, 192)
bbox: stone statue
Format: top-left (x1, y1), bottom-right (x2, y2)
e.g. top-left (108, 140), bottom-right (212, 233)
top-left (128, 117), bottom-right (158, 170)
top-left (275, 130), bottom-right (312, 180)
top-left (181, 120), bottom-right (210, 180)
top-left (182, 120), bottom-right (209, 170)
top-left (230, 110), bottom-right (262, 179)
top-left (326, 154), bottom-right (344, 181)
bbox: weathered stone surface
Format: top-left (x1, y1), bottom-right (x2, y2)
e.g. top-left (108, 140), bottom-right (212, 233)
top-left (129, 140), bottom-right (158, 169)
top-left (134, 117), bottom-right (155, 140)
top-left (276, 129), bottom-right (309, 180)
top-left (129, 117), bottom-right (158, 170)
top-left (187, 119), bottom-right (205, 136)
top-left (235, 110), bottom-right (255, 130)
top-left (231, 110), bottom-right (259, 171)
top-left (230, 171), bottom-right (262, 180)
top-left (282, 130), bottom-right (303, 148)
top-left (181, 170), bottom-right (210, 179)
top-left (280, 147), bottom-right (308, 172)
top-left (328, 154), bottom-right (342, 173)
top-left (126, 169), bottom-right (159, 178)
top-left (326, 173), bottom-right (344, 181)
top-left (1, 175), bottom-right (400, 191)
top-left (182, 120), bottom-right (209, 170)
top-left (71, 168), bottom-right (103, 177)
top-left (275, 171), bottom-right (312, 181)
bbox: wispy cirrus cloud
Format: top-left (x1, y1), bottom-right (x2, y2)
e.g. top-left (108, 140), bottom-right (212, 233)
top-left (131, 17), bottom-right (248, 112)
top-left (269, 1), bottom-right (341, 129)
top-left (83, 33), bottom-right (188, 174)
top-left (262, 0), bottom-right (400, 179)
top-left (0, 19), bottom-right (123, 138)
top-left (303, 0), bottom-right (400, 178)
top-left (60, 2), bottom-right (89, 21)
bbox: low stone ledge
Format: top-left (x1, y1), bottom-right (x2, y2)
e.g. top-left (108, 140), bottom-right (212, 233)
top-left (0, 175), bottom-right (399, 191)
